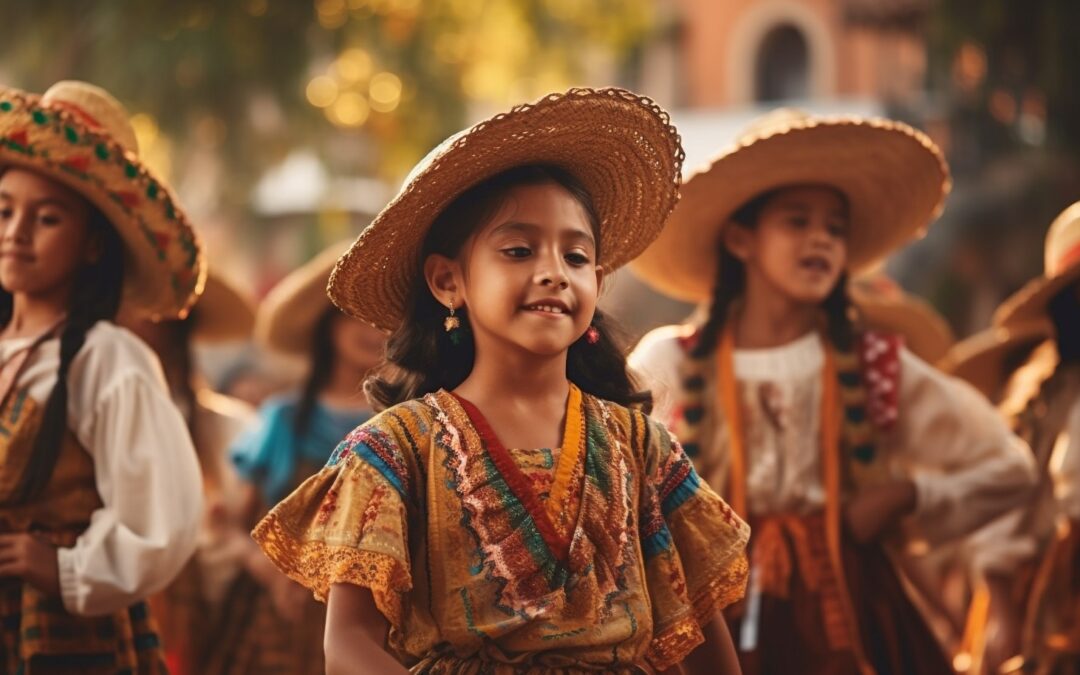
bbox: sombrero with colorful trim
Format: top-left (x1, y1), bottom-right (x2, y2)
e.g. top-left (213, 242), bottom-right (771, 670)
top-left (940, 319), bottom-right (1053, 400)
top-left (256, 241), bottom-right (351, 355)
top-left (993, 200), bottom-right (1080, 328)
top-left (631, 108), bottom-right (951, 303)
top-left (850, 274), bottom-right (955, 364)
top-left (328, 87), bottom-right (684, 332)
top-left (0, 81), bottom-right (204, 319)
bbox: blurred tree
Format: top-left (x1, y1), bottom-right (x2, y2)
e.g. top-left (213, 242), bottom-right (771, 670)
top-left (0, 0), bottom-right (653, 208)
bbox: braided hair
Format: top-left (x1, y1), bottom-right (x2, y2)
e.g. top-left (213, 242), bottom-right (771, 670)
top-left (293, 305), bottom-right (339, 440)
top-left (692, 187), bottom-right (856, 358)
top-left (0, 206), bottom-right (125, 502)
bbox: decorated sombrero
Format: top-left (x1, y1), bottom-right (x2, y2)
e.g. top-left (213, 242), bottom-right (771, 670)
top-left (328, 87), bottom-right (684, 332)
top-left (993, 200), bottom-right (1080, 328)
top-left (631, 108), bottom-right (951, 303)
top-left (190, 273), bottom-right (255, 343)
top-left (850, 274), bottom-right (955, 364)
top-left (940, 319), bottom-right (1053, 400)
top-left (256, 241), bottom-right (350, 355)
top-left (0, 81), bottom-right (204, 319)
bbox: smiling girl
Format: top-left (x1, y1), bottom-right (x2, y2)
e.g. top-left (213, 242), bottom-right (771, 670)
top-left (252, 88), bottom-right (750, 674)
top-left (0, 81), bottom-right (204, 672)
top-left (629, 109), bottom-right (1036, 675)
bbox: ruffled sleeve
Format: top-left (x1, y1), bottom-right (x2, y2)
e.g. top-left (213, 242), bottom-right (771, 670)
top-left (634, 412), bottom-right (750, 670)
top-left (251, 418), bottom-right (416, 629)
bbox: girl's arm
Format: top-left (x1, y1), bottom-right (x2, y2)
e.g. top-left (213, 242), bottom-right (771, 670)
top-left (680, 611), bottom-right (742, 675)
top-left (325, 583), bottom-right (409, 675)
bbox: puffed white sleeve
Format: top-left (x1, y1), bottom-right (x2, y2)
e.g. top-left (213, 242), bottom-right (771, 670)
top-left (55, 329), bottom-right (202, 616)
top-left (628, 325), bottom-right (695, 426)
top-left (887, 348), bottom-right (1037, 545)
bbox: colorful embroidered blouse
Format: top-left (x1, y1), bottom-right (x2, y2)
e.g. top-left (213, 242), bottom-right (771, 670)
top-left (253, 387), bottom-right (749, 673)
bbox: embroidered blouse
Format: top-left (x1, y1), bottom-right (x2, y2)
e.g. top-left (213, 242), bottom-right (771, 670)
top-left (0, 321), bottom-right (203, 616)
top-left (253, 388), bottom-right (749, 673)
top-left (629, 326), bottom-right (1036, 546)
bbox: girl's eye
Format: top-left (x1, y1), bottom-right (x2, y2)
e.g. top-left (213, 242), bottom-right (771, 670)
top-left (828, 222), bottom-right (847, 237)
top-left (565, 252), bottom-right (590, 266)
top-left (0, 208), bottom-right (12, 220)
top-left (39, 214), bottom-right (62, 226)
top-left (788, 216), bottom-right (809, 229)
top-left (502, 246), bottom-right (531, 259)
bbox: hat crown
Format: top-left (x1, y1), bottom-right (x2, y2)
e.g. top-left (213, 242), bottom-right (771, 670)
top-left (736, 108), bottom-right (813, 144)
top-left (40, 80), bottom-right (139, 154)
top-left (1045, 200), bottom-right (1080, 277)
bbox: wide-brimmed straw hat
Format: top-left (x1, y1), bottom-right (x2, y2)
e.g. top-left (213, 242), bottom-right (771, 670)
top-left (190, 273), bottom-right (255, 342)
top-left (631, 108), bottom-right (951, 303)
top-left (850, 274), bottom-right (955, 364)
top-left (328, 87), bottom-right (684, 332)
top-left (0, 81), bottom-right (204, 319)
top-left (940, 319), bottom-right (1053, 400)
top-left (256, 241), bottom-right (350, 355)
top-left (993, 200), bottom-right (1080, 328)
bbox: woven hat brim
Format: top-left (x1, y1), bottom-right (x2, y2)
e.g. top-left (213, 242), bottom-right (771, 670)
top-left (191, 274), bottom-right (255, 343)
top-left (631, 117), bottom-right (950, 303)
top-left (854, 294), bottom-right (955, 364)
top-left (255, 242), bottom-right (351, 355)
top-left (992, 263), bottom-right (1080, 328)
top-left (328, 88), bottom-right (684, 332)
top-left (0, 88), bottom-right (204, 319)
top-left (940, 321), bottom-right (1052, 399)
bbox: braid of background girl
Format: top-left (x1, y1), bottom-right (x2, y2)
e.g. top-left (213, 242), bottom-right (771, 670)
top-left (0, 208), bottom-right (125, 502)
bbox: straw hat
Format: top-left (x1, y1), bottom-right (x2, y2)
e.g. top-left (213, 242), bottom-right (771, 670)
top-left (940, 319), bottom-right (1053, 400)
top-left (0, 81), bottom-right (204, 319)
top-left (850, 274), bottom-right (955, 364)
top-left (256, 241), bottom-right (350, 355)
top-left (993, 200), bottom-right (1080, 328)
top-left (328, 87), bottom-right (684, 332)
top-left (190, 273), bottom-right (255, 342)
top-left (631, 108), bottom-right (951, 303)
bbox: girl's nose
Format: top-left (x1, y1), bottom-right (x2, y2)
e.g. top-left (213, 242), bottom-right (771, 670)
top-left (2, 210), bottom-right (32, 244)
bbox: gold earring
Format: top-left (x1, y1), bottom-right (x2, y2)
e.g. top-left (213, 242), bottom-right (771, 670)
top-left (444, 301), bottom-right (462, 345)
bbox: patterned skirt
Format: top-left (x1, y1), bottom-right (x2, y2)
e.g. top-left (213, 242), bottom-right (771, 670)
top-left (0, 579), bottom-right (167, 675)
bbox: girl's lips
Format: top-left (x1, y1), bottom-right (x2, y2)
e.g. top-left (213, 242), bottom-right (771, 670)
top-left (799, 256), bottom-right (832, 273)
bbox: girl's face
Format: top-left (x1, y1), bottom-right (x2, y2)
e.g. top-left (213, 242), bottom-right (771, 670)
top-left (725, 185), bottom-right (849, 305)
top-left (330, 312), bottom-right (386, 373)
top-left (0, 168), bottom-right (98, 299)
top-left (426, 181), bottom-right (603, 358)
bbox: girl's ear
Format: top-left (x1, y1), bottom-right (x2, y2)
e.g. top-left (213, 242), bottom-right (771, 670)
top-left (722, 222), bottom-right (753, 262)
top-left (423, 253), bottom-right (462, 307)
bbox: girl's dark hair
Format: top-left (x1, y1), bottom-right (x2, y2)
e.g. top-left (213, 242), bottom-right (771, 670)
top-left (365, 164), bottom-right (648, 411)
top-left (1049, 282), bottom-right (1080, 363)
top-left (0, 204), bottom-right (125, 502)
top-left (293, 305), bottom-right (339, 438)
top-left (692, 186), bottom-right (856, 358)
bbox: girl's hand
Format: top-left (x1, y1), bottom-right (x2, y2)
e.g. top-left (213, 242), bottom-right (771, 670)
top-left (0, 533), bottom-right (61, 595)
top-left (844, 479), bottom-right (917, 544)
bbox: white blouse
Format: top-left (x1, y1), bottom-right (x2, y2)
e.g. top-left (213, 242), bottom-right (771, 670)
top-left (0, 321), bottom-right (202, 616)
top-left (630, 326), bottom-right (1037, 547)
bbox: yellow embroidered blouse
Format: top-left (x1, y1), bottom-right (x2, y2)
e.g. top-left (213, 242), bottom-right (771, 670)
top-left (253, 387), bottom-right (749, 673)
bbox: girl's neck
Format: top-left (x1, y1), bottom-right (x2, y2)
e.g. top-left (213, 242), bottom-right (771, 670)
top-left (734, 276), bottom-right (820, 350)
top-left (3, 292), bottom-right (69, 340)
top-left (455, 348), bottom-right (569, 411)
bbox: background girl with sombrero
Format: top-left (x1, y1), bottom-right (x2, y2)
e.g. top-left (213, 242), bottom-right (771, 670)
top-left (0, 80), bottom-right (204, 671)
top-left (942, 200), bottom-right (1080, 674)
top-left (629, 108), bottom-right (1036, 675)
top-left (250, 88), bottom-right (750, 674)
top-left (213, 241), bottom-right (384, 675)
top-left (116, 272), bottom-right (257, 675)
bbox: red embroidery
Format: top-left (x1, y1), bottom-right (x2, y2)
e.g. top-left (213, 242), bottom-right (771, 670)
top-left (62, 155), bottom-right (91, 173)
top-left (859, 331), bottom-right (902, 432)
top-left (115, 190), bottom-right (141, 208)
top-left (8, 130), bottom-right (29, 147)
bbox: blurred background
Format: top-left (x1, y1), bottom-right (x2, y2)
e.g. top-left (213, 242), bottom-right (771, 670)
top-left (2, 0), bottom-right (1078, 378)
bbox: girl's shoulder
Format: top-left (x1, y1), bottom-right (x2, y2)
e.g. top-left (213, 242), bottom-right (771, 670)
top-left (72, 321), bottom-right (166, 388)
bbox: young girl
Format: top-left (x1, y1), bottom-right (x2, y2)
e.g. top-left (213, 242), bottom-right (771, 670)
top-left (215, 242), bottom-right (386, 675)
top-left (252, 88), bottom-right (750, 674)
top-left (118, 273), bottom-right (257, 675)
top-left (0, 81), bottom-right (204, 672)
top-left (945, 201), bottom-right (1080, 674)
top-left (629, 108), bottom-right (1036, 675)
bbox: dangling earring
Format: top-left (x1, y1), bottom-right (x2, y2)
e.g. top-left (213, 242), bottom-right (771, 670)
top-left (444, 301), bottom-right (462, 345)
top-left (585, 325), bottom-right (601, 344)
